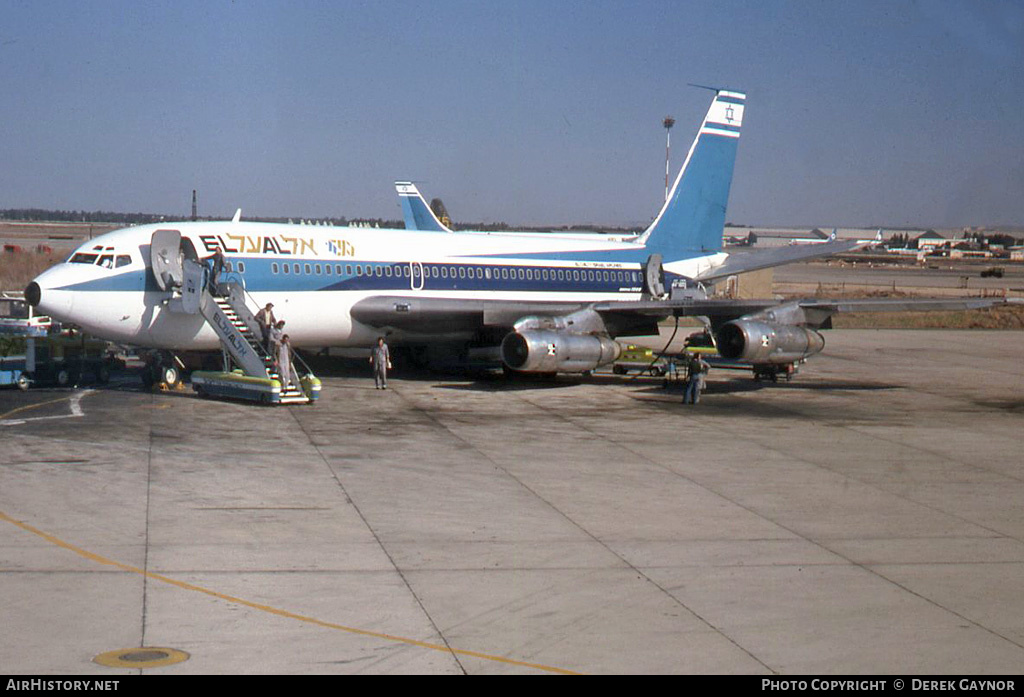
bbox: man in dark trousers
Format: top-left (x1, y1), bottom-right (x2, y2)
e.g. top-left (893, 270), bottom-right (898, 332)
top-left (208, 248), bottom-right (226, 290)
top-left (683, 351), bottom-right (710, 405)
top-left (370, 336), bottom-right (391, 389)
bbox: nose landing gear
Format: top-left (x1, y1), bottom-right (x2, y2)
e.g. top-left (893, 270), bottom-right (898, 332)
top-left (141, 351), bottom-right (184, 390)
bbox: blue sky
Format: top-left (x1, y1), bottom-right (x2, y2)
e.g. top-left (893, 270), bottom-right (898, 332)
top-left (1, 1), bottom-right (1022, 228)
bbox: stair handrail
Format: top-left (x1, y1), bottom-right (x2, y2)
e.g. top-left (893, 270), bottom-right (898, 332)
top-left (231, 280), bottom-right (316, 379)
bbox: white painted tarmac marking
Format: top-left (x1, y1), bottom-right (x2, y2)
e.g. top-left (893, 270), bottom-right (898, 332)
top-left (0, 389), bottom-right (92, 427)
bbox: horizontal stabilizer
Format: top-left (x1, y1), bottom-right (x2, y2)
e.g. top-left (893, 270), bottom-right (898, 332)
top-left (696, 239), bottom-right (862, 281)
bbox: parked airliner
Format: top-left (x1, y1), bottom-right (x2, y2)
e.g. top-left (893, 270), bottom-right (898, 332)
top-left (25, 89), bottom-right (1007, 381)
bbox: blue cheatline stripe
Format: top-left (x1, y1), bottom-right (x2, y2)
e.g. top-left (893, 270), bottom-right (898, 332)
top-left (717, 95), bottom-right (745, 105)
top-left (51, 257), bottom-right (688, 295)
top-left (55, 270), bottom-right (149, 292)
top-left (307, 260), bottom-right (648, 293)
top-left (250, 255), bottom-right (655, 290)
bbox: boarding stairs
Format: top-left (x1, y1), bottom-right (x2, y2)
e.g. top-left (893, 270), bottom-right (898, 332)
top-left (149, 228), bottom-right (319, 404)
top-left (205, 290), bottom-right (312, 404)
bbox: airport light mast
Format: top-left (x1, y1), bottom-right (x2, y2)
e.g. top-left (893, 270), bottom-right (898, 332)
top-left (663, 116), bottom-right (675, 201)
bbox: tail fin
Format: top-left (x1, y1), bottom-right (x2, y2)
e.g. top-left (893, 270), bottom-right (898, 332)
top-left (636, 89), bottom-right (745, 257)
top-left (396, 181), bottom-right (453, 232)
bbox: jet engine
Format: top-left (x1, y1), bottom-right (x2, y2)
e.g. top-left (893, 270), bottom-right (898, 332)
top-left (715, 320), bottom-right (824, 365)
top-left (501, 330), bottom-right (621, 373)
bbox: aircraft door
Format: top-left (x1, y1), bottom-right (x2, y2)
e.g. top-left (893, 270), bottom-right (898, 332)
top-left (642, 253), bottom-right (666, 299)
top-left (179, 259), bottom-right (204, 314)
top-left (410, 261), bottom-right (425, 291)
top-left (180, 236), bottom-right (200, 262)
top-left (150, 229), bottom-right (184, 291)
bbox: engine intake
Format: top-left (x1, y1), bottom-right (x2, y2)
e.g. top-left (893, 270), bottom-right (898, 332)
top-left (716, 320), bottom-right (824, 364)
top-left (501, 329), bottom-right (620, 373)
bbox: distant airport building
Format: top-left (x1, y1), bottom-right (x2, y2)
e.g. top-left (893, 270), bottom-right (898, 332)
top-left (946, 248), bottom-right (995, 262)
top-left (914, 230), bottom-right (948, 251)
top-left (723, 226), bottom-right (883, 248)
top-left (723, 227), bottom-right (827, 248)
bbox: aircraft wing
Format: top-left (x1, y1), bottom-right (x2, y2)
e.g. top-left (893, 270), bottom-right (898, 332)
top-left (351, 295), bottom-right (784, 340)
top-left (353, 294), bottom-right (1017, 354)
top-left (695, 239), bottom-right (862, 282)
top-left (351, 296), bottom-right (597, 333)
top-left (352, 294), bottom-right (1015, 336)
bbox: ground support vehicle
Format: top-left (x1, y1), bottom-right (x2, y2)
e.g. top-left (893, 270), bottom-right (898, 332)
top-left (0, 327), bottom-right (119, 389)
top-left (612, 344), bottom-right (672, 376)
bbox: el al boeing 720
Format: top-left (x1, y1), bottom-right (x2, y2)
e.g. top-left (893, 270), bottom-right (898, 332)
top-left (25, 89), bottom-right (1009, 396)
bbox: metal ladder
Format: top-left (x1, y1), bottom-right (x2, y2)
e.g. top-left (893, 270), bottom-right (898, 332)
top-left (210, 294), bottom-right (310, 404)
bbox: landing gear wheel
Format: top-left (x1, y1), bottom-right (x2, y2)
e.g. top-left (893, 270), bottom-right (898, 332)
top-left (56, 369), bottom-right (70, 387)
top-left (162, 365), bottom-right (180, 388)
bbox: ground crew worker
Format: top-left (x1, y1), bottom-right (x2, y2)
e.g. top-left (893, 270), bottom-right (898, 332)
top-left (370, 336), bottom-right (391, 389)
top-left (683, 351), bottom-right (710, 405)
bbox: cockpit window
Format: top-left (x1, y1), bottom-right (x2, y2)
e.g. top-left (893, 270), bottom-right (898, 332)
top-left (69, 249), bottom-right (133, 269)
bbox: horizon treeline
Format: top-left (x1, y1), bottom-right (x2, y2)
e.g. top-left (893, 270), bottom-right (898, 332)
top-left (0, 208), bottom-right (643, 234)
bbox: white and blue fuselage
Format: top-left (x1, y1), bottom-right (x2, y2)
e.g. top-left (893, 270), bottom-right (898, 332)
top-left (29, 90), bottom-right (745, 351)
top-left (30, 221), bottom-right (726, 349)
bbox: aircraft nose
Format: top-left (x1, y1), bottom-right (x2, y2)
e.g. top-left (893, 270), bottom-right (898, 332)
top-left (28, 270), bottom-right (75, 322)
top-left (25, 281), bottom-right (41, 307)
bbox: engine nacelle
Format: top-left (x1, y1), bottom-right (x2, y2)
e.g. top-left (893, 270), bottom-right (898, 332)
top-left (501, 329), bottom-right (621, 373)
top-left (716, 320), bottom-right (825, 365)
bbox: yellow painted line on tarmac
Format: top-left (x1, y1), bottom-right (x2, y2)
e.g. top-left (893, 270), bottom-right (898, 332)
top-left (0, 395), bottom-right (76, 421)
top-left (0, 510), bottom-right (579, 675)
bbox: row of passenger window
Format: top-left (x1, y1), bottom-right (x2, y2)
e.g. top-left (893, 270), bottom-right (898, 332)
top-left (63, 253), bottom-right (639, 285)
top-left (267, 261), bottom-right (641, 284)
